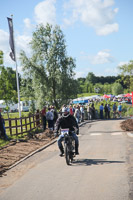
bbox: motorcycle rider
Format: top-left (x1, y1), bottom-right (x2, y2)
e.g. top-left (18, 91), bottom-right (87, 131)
top-left (55, 107), bottom-right (79, 157)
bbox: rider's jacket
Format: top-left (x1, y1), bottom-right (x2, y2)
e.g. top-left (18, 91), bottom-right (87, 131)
top-left (55, 113), bottom-right (79, 133)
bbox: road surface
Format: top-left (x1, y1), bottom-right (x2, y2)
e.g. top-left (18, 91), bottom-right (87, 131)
top-left (0, 119), bottom-right (132, 200)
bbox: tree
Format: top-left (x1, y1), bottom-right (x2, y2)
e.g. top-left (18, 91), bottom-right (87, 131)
top-left (118, 60), bottom-right (133, 91)
top-left (0, 51), bottom-right (18, 117)
top-left (0, 66), bottom-right (17, 116)
top-left (94, 83), bottom-right (104, 94)
top-left (86, 72), bottom-right (96, 84)
top-left (20, 24), bottom-right (77, 109)
top-left (112, 82), bottom-right (123, 95)
top-left (0, 50), bottom-right (3, 65)
top-left (103, 83), bottom-right (112, 94)
top-left (20, 78), bottom-right (35, 99)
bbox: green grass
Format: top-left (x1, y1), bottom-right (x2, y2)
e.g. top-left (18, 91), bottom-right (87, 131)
top-left (0, 127), bottom-right (43, 148)
top-left (0, 111), bottom-right (43, 148)
top-left (77, 93), bottom-right (103, 97)
top-left (3, 112), bottom-right (29, 119)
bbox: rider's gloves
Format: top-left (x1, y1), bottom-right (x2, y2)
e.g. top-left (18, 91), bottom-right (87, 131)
top-left (76, 129), bottom-right (79, 135)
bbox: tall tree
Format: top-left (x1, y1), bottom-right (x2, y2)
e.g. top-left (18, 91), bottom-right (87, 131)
top-left (0, 66), bottom-right (17, 112)
top-left (0, 50), bottom-right (3, 65)
top-left (20, 24), bottom-right (77, 109)
top-left (118, 60), bottom-right (133, 91)
top-left (112, 82), bottom-right (123, 95)
top-left (86, 72), bottom-right (96, 84)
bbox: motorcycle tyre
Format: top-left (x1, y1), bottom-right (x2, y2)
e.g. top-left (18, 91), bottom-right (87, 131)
top-left (70, 152), bottom-right (73, 163)
top-left (65, 144), bottom-right (70, 165)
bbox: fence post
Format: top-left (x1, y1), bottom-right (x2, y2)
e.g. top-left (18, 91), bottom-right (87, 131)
top-left (33, 115), bottom-right (35, 128)
top-left (9, 118), bottom-right (12, 136)
top-left (25, 117), bottom-right (27, 131)
top-left (20, 118), bottom-right (23, 135)
top-left (29, 116), bottom-right (31, 130)
top-left (15, 118), bottom-right (18, 136)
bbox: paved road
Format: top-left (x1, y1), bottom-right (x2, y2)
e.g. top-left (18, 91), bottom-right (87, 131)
top-left (0, 119), bottom-right (132, 200)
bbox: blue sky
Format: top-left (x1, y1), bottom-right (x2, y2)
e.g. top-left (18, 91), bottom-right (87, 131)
top-left (0, 0), bottom-right (133, 78)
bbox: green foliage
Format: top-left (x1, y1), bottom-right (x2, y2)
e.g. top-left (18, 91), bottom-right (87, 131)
top-left (76, 74), bottom-right (121, 95)
top-left (125, 106), bottom-right (133, 117)
top-left (118, 60), bottom-right (133, 91)
top-left (0, 66), bottom-right (17, 108)
top-left (77, 93), bottom-right (103, 97)
top-left (0, 50), bottom-right (3, 65)
top-left (86, 72), bottom-right (96, 84)
top-left (29, 100), bottom-right (36, 114)
top-left (112, 82), bottom-right (124, 95)
top-left (2, 112), bottom-right (29, 119)
top-left (103, 83), bottom-right (112, 94)
top-left (20, 23), bottom-right (77, 109)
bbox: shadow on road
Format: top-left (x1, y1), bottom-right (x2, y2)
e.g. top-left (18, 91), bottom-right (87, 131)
top-left (72, 158), bottom-right (125, 166)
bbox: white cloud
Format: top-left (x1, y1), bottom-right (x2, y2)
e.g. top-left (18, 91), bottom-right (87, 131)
top-left (91, 50), bottom-right (115, 64)
top-left (34, 0), bottom-right (56, 26)
top-left (23, 18), bottom-right (34, 30)
top-left (75, 67), bottom-right (91, 78)
top-left (96, 23), bottom-right (118, 35)
top-left (0, 28), bottom-right (32, 71)
top-left (0, 0), bottom-right (57, 70)
top-left (74, 71), bottom-right (86, 78)
top-left (104, 67), bottom-right (118, 75)
top-left (81, 50), bottom-right (115, 64)
top-left (16, 34), bottom-right (32, 55)
top-left (0, 29), bottom-right (14, 66)
top-left (0, 29), bottom-right (9, 52)
top-left (118, 61), bottom-right (129, 67)
top-left (63, 0), bottom-right (119, 35)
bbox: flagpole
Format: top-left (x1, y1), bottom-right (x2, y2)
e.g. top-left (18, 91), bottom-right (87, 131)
top-left (10, 15), bottom-right (21, 118)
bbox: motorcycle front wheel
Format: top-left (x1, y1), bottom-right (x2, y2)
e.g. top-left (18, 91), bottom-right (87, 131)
top-left (65, 144), bottom-right (71, 165)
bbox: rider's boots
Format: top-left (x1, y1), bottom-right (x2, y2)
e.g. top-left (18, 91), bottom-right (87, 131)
top-left (75, 145), bottom-right (79, 155)
top-left (59, 146), bottom-right (64, 157)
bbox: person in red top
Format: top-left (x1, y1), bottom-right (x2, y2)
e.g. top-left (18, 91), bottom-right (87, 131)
top-left (41, 106), bottom-right (46, 131)
top-left (69, 105), bottom-right (74, 115)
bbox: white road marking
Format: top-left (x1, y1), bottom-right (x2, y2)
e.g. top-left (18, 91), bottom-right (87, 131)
top-left (111, 132), bottom-right (123, 136)
top-left (90, 133), bottom-right (102, 136)
top-left (89, 132), bottom-right (123, 136)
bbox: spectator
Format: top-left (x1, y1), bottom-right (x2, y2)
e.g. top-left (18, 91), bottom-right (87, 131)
top-left (72, 105), bottom-right (76, 114)
top-left (99, 103), bottom-right (104, 119)
top-left (69, 105), bottom-right (74, 115)
top-left (0, 114), bottom-right (9, 140)
top-left (51, 106), bottom-right (58, 130)
top-left (62, 104), bottom-right (66, 113)
top-left (91, 103), bottom-right (95, 119)
top-left (113, 103), bottom-right (117, 118)
top-left (74, 106), bottom-right (81, 123)
top-left (80, 105), bottom-right (84, 122)
top-left (104, 104), bottom-right (108, 119)
top-left (87, 104), bottom-right (93, 120)
top-left (41, 106), bottom-right (47, 131)
top-left (117, 103), bottom-right (122, 118)
top-left (46, 107), bottom-right (54, 130)
top-left (107, 104), bottom-right (111, 119)
top-left (87, 104), bottom-right (91, 120)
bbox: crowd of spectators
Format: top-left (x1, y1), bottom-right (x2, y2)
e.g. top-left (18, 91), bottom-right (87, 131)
top-left (0, 98), bottom-right (126, 140)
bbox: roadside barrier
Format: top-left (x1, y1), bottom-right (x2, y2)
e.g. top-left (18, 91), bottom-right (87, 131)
top-left (4, 113), bottom-right (42, 136)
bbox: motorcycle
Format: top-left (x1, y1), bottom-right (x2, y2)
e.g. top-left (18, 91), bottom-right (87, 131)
top-left (60, 128), bottom-right (75, 165)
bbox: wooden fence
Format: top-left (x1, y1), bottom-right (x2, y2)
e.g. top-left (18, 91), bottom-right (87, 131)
top-left (5, 113), bottom-right (42, 137)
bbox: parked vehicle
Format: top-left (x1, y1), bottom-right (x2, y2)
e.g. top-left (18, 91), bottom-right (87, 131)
top-left (61, 128), bottom-right (75, 165)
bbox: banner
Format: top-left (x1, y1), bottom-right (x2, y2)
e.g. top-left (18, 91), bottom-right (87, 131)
top-left (7, 17), bottom-right (16, 61)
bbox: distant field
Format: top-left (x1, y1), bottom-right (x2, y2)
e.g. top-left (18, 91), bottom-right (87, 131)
top-left (77, 93), bottom-right (103, 97)
top-left (3, 112), bottom-right (29, 119)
